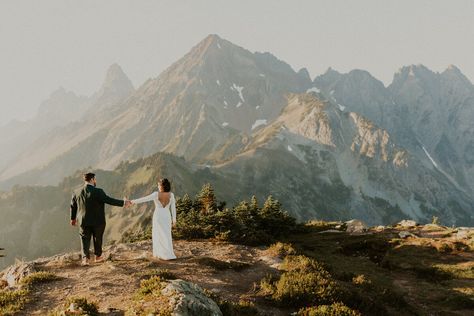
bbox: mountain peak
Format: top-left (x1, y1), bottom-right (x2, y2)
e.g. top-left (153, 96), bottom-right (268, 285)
top-left (98, 63), bottom-right (134, 98)
top-left (442, 64), bottom-right (472, 85)
top-left (102, 63), bottom-right (133, 88)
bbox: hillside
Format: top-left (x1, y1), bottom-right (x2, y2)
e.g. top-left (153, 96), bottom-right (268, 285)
top-left (1, 221), bottom-right (474, 315)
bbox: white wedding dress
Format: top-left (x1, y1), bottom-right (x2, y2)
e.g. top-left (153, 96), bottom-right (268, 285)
top-left (132, 192), bottom-right (177, 260)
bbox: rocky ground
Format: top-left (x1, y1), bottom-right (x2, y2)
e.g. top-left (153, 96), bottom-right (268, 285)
top-left (1, 221), bottom-right (474, 315)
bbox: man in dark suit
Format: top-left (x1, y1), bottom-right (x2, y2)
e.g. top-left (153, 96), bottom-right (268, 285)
top-left (70, 172), bottom-right (130, 265)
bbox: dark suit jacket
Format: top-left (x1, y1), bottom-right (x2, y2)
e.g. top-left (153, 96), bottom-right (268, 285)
top-left (70, 184), bottom-right (124, 227)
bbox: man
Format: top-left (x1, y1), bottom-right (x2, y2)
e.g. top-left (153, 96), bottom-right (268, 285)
top-left (70, 172), bottom-right (131, 266)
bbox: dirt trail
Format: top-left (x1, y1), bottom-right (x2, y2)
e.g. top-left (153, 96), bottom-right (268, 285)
top-left (20, 240), bottom-right (281, 315)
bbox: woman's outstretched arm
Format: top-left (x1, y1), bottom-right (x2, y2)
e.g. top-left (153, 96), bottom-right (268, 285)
top-left (131, 192), bottom-right (158, 204)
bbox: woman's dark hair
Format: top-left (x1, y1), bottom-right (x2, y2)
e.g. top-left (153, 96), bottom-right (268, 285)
top-left (159, 178), bottom-right (171, 192)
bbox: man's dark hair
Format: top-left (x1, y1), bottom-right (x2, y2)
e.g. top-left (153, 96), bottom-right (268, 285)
top-left (83, 172), bottom-right (96, 182)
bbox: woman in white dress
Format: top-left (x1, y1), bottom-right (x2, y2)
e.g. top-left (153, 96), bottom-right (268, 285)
top-left (130, 178), bottom-right (177, 260)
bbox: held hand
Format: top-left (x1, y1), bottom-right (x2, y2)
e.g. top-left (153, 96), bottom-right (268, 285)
top-left (70, 219), bottom-right (77, 226)
top-left (124, 198), bottom-right (132, 208)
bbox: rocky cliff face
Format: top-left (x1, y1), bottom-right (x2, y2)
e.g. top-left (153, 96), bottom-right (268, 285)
top-left (216, 93), bottom-right (473, 225)
top-left (312, 64), bottom-right (474, 196)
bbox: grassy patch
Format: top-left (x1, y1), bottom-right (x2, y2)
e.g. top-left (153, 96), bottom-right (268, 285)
top-left (21, 271), bottom-right (60, 286)
top-left (135, 276), bottom-right (166, 299)
top-left (193, 257), bottom-right (251, 271)
top-left (0, 288), bottom-right (29, 316)
top-left (205, 291), bottom-right (259, 316)
top-left (66, 297), bottom-right (99, 316)
top-left (129, 276), bottom-right (172, 316)
top-left (441, 293), bottom-right (474, 310)
top-left (134, 269), bottom-right (177, 281)
top-left (266, 242), bottom-right (297, 258)
top-left (411, 266), bottom-right (452, 282)
top-left (297, 302), bottom-right (362, 316)
top-left (280, 255), bottom-right (329, 273)
top-left (259, 255), bottom-right (343, 307)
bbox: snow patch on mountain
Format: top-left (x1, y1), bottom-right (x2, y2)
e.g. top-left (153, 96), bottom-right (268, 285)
top-left (251, 119), bottom-right (267, 130)
top-left (231, 83), bottom-right (245, 102)
top-left (422, 146), bottom-right (438, 168)
top-left (306, 87), bottom-right (320, 93)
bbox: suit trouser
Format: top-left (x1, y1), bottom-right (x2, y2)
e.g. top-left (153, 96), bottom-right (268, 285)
top-left (80, 224), bottom-right (106, 259)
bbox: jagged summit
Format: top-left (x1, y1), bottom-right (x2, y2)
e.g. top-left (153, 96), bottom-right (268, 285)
top-left (99, 63), bottom-right (134, 94)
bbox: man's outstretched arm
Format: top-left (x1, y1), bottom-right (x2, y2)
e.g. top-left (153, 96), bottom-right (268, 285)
top-left (98, 189), bottom-right (125, 207)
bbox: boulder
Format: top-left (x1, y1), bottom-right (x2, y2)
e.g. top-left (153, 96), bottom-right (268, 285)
top-left (374, 225), bottom-right (385, 231)
top-left (455, 230), bottom-right (470, 239)
top-left (1, 261), bottom-right (37, 287)
top-left (161, 279), bottom-right (222, 316)
top-left (399, 231), bottom-right (417, 239)
top-left (318, 229), bottom-right (344, 234)
top-left (345, 219), bottom-right (368, 234)
top-left (397, 220), bottom-right (417, 228)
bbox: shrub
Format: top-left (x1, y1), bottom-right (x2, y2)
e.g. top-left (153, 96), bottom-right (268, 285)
top-left (266, 242), bottom-right (297, 258)
top-left (204, 290), bottom-right (259, 316)
top-left (65, 297), bottom-right (99, 316)
top-left (193, 257), bottom-right (251, 271)
top-left (21, 271), bottom-right (59, 286)
top-left (442, 293), bottom-right (474, 309)
top-left (297, 302), bottom-right (362, 316)
top-left (0, 288), bottom-right (29, 316)
top-left (351, 274), bottom-right (372, 287)
top-left (135, 269), bottom-right (177, 280)
top-left (280, 255), bottom-right (329, 274)
top-left (258, 274), bottom-right (277, 296)
top-left (136, 276), bottom-right (165, 298)
top-left (411, 266), bottom-right (452, 282)
top-left (216, 299), bottom-right (259, 316)
top-left (272, 271), bottom-right (342, 307)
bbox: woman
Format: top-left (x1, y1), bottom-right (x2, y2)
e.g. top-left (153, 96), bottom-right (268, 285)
top-left (131, 178), bottom-right (177, 260)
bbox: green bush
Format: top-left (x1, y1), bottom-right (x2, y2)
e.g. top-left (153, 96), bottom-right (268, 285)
top-left (193, 257), bottom-right (251, 271)
top-left (135, 269), bottom-right (177, 280)
top-left (281, 255), bottom-right (329, 274)
top-left (297, 302), bottom-right (362, 316)
top-left (259, 254), bottom-right (344, 307)
top-left (272, 270), bottom-right (342, 307)
top-left (204, 290), bottom-right (259, 316)
top-left (136, 276), bottom-right (165, 298)
top-left (65, 297), bottom-right (99, 316)
top-left (0, 289), bottom-right (29, 316)
top-left (21, 271), bottom-right (59, 286)
top-left (266, 242), bottom-right (297, 258)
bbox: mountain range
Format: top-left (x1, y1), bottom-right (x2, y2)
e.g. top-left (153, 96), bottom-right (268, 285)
top-left (0, 34), bottom-right (473, 266)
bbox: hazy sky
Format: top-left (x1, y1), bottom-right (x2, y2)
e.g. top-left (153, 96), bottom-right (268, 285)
top-left (1, 0), bottom-right (473, 125)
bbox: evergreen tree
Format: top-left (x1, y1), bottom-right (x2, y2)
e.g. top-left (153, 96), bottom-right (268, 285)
top-left (176, 193), bottom-right (193, 215)
top-left (195, 183), bottom-right (218, 214)
top-left (250, 195), bottom-right (259, 213)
